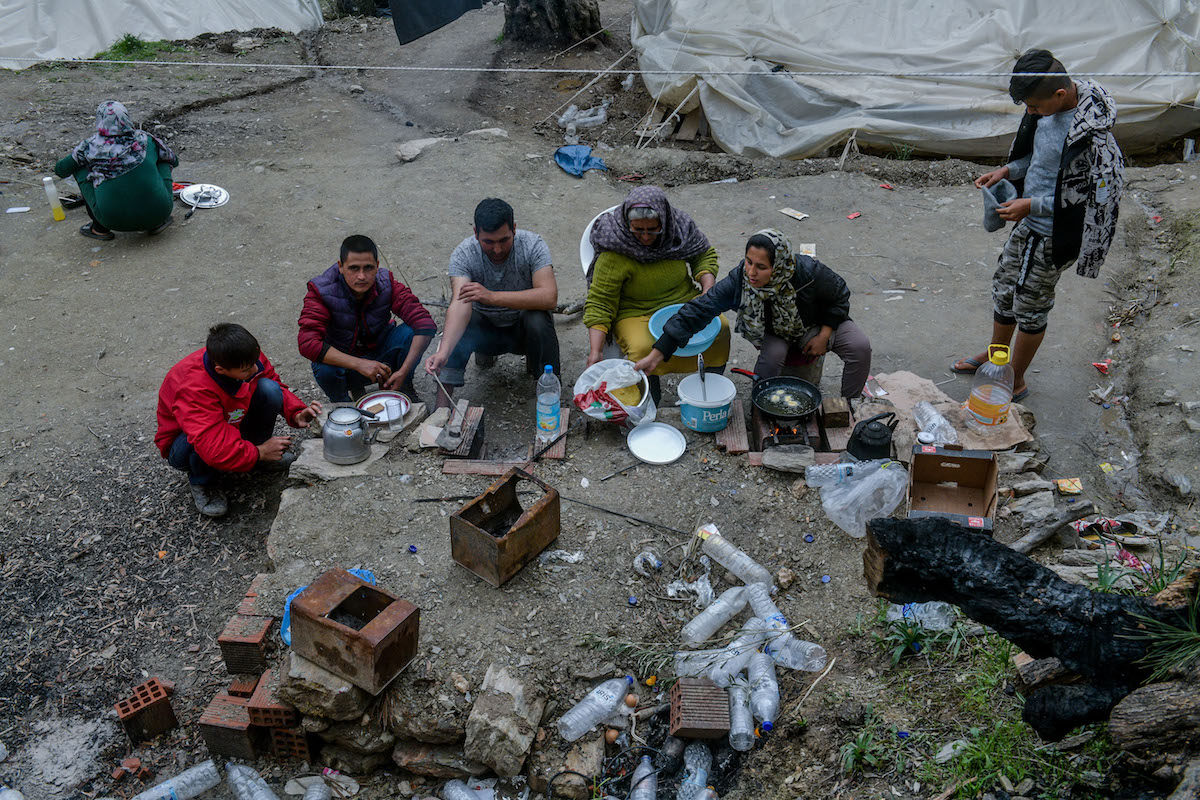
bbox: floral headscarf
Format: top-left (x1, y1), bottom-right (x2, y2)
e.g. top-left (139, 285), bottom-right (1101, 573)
top-left (70, 100), bottom-right (177, 187)
top-left (736, 228), bottom-right (806, 347)
top-left (588, 185), bottom-right (710, 265)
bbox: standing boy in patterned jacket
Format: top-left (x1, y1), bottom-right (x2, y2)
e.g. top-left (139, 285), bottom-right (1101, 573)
top-left (953, 49), bottom-right (1124, 401)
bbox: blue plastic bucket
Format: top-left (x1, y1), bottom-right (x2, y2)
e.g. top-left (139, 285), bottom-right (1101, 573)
top-left (677, 373), bottom-right (736, 432)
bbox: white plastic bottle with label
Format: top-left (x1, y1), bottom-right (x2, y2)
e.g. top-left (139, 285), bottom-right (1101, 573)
top-left (226, 764), bottom-right (280, 800)
top-left (695, 524), bottom-right (773, 588)
top-left (748, 651), bottom-right (780, 732)
top-left (441, 780), bottom-right (480, 800)
top-left (743, 616), bottom-right (827, 672)
top-left (129, 761), bottom-right (221, 800)
top-left (681, 586), bottom-right (747, 645)
top-left (557, 676), bottom-right (633, 741)
top-left (727, 682), bottom-right (754, 751)
top-left (674, 626), bottom-right (766, 687)
top-left (628, 755), bottom-right (657, 800)
top-left (913, 401), bottom-right (959, 446)
top-left (804, 459), bottom-right (887, 488)
top-left (535, 365), bottom-right (561, 444)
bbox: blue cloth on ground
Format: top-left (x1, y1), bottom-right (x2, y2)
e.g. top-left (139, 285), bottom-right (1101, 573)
top-left (554, 145), bottom-right (608, 177)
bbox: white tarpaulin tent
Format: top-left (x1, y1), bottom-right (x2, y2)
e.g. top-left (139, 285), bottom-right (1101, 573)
top-left (0, 0), bottom-right (324, 70)
top-left (632, 0), bottom-right (1200, 158)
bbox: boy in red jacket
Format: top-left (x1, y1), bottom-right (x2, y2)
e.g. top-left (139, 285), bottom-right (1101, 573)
top-left (156, 323), bottom-right (322, 517)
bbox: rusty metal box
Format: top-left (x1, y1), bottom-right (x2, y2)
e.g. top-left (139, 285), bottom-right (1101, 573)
top-left (450, 468), bottom-right (560, 587)
top-left (290, 569), bottom-right (419, 696)
top-left (669, 677), bottom-right (730, 739)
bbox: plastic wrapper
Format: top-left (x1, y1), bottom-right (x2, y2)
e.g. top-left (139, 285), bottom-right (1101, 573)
top-left (819, 460), bottom-right (908, 539)
top-left (573, 359), bottom-right (657, 428)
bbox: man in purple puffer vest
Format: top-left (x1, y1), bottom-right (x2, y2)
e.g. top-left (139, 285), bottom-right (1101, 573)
top-left (298, 234), bottom-right (437, 402)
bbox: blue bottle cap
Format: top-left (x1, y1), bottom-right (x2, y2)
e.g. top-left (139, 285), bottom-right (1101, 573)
top-left (804, 534), bottom-right (814, 543)
top-left (544, 364), bottom-right (553, 373)
top-left (761, 720), bottom-right (773, 732)
top-left (821, 575), bottom-right (831, 583)
top-left (408, 545), bottom-right (418, 553)
top-left (628, 596), bottom-right (638, 606)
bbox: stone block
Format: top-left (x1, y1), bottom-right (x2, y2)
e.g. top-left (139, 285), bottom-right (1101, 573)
top-left (1008, 491), bottom-right (1055, 525)
top-left (278, 652), bottom-right (372, 722)
top-left (526, 732), bottom-right (604, 800)
top-left (1010, 475), bottom-right (1054, 496)
top-left (322, 743), bottom-right (392, 774)
top-left (386, 686), bottom-right (467, 743)
top-left (391, 739), bottom-right (488, 779)
top-left (464, 664), bottom-right (546, 777)
top-left (292, 438), bottom-right (388, 482)
top-left (319, 718), bottom-right (396, 755)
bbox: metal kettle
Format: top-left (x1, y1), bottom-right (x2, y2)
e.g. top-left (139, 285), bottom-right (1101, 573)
top-left (322, 407), bottom-right (377, 465)
top-left (847, 411), bottom-right (898, 461)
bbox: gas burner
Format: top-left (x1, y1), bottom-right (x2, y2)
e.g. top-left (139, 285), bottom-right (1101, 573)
top-left (769, 422), bottom-right (810, 448)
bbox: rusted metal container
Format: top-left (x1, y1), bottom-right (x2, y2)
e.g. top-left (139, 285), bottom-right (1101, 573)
top-left (450, 468), bottom-right (560, 587)
top-left (290, 568), bottom-right (419, 696)
top-left (669, 677), bottom-right (730, 739)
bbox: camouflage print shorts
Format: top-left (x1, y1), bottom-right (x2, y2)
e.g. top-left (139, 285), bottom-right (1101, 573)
top-left (991, 219), bottom-right (1073, 334)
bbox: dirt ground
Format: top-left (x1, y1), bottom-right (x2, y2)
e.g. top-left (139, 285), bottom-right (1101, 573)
top-left (1, 4), bottom-right (1198, 799)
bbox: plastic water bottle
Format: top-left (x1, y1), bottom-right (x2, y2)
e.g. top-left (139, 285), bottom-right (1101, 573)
top-left (676, 742), bottom-right (712, 800)
top-left (656, 735), bottom-right (685, 772)
top-left (129, 761), bottom-right (221, 800)
top-left (966, 344), bottom-right (1014, 429)
top-left (695, 524), bottom-right (773, 588)
top-left (42, 177), bottom-right (65, 222)
top-left (743, 617), bottom-right (827, 672)
top-left (674, 627), bottom-right (766, 687)
top-left (913, 401), bottom-right (959, 446)
top-left (0, 790), bottom-right (24, 800)
top-left (886, 601), bottom-right (955, 631)
top-left (727, 682), bottom-right (754, 751)
top-left (226, 764), bottom-right (280, 800)
top-left (441, 780), bottom-right (480, 800)
top-left (681, 586), bottom-right (748, 645)
top-left (629, 755), bottom-right (657, 800)
top-left (536, 365), bottom-right (561, 444)
top-left (557, 676), bottom-right (633, 741)
top-left (302, 781), bottom-right (332, 800)
top-left (748, 652), bottom-right (780, 732)
top-left (804, 459), bottom-right (887, 488)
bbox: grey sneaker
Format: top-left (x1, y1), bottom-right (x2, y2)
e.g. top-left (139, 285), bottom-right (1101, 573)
top-left (190, 484), bottom-right (228, 518)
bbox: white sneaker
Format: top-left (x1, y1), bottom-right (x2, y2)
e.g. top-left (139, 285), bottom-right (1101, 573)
top-left (190, 484), bottom-right (228, 518)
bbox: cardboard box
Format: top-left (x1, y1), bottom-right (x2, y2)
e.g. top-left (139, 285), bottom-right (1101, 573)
top-left (907, 444), bottom-right (998, 531)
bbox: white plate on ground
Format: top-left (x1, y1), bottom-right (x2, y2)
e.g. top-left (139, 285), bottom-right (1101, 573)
top-left (356, 390), bottom-right (410, 424)
top-left (179, 183), bottom-right (229, 208)
top-left (627, 422), bottom-right (687, 465)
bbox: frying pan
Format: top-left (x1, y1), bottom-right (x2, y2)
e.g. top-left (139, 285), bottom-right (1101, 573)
top-left (731, 368), bottom-right (823, 425)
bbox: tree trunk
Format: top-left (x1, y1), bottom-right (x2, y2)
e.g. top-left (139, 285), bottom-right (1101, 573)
top-left (503, 0), bottom-right (601, 46)
top-left (1109, 681), bottom-right (1200, 753)
top-left (863, 517), bottom-right (1198, 739)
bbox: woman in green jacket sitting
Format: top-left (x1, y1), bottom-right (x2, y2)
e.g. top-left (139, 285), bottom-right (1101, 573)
top-left (583, 186), bottom-right (731, 398)
top-left (55, 100), bottom-right (178, 241)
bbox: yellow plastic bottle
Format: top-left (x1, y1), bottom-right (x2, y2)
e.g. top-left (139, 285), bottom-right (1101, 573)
top-left (42, 176), bottom-right (65, 222)
top-left (966, 344), bottom-right (1014, 428)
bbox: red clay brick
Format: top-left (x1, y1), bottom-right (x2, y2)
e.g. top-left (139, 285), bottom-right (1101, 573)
top-left (247, 668), bottom-right (297, 728)
top-left (269, 727), bottom-right (312, 762)
top-left (114, 678), bottom-right (177, 743)
top-left (217, 614), bottom-right (274, 674)
top-left (112, 768), bottom-right (126, 781)
top-left (237, 593), bottom-right (273, 618)
top-left (199, 691), bottom-right (259, 760)
top-left (228, 675), bottom-right (261, 699)
top-left (246, 573), bottom-right (268, 596)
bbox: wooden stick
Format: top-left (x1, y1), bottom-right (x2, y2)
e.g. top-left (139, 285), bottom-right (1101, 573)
top-left (1009, 500), bottom-right (1096, 555)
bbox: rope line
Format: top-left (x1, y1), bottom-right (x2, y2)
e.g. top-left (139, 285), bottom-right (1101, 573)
top-left (6, 56), bottom-right (1200, 80)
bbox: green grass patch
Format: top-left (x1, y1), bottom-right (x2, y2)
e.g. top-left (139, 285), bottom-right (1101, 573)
top-left (94, 34), bottom-right (184, 61)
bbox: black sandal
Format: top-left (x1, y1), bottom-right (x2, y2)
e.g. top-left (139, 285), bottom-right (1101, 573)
top-left (79, 223), bottom-right (114, 241)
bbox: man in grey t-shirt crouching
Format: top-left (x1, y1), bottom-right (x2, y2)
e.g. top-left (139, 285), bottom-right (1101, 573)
top-left (425, 197), bottom-right (561, 407)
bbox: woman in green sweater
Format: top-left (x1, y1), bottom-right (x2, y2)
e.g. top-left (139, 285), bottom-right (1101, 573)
top-left (583, 186), bottom-right (731, 394)
top-left (54, 100), bottom-right (178, 241)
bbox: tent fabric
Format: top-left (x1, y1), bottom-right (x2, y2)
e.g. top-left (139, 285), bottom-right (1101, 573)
top-left (389, 0), bottom-right (483, 45)
top-left (0, 0), bottom-right (324, 70)
top-left (630, 0), bottom-right (1200, 158)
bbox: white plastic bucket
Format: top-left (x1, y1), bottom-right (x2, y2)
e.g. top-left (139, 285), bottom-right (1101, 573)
top-left (677, 373), bottom-right (736, 432)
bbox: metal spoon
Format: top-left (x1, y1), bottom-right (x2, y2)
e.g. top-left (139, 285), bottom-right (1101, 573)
top-left (698, 353), bottom-right (707, 401)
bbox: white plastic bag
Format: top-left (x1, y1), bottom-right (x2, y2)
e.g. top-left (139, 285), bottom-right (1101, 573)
top-left (819, 460), bottom-right (908, 538)
top-left (572, 358), bottom-right (657, 428)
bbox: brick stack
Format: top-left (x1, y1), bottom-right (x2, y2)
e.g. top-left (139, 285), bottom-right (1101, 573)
top-left (217, 574), bottom-right (276, 675)
top-left (115, 677), bottom-right (178, 743)
top-left (247, 668), bottom-right (310, 761)
top-left (199, 690), bottom-right (260, 760)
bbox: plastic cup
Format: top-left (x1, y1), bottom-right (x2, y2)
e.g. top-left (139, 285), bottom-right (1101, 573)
top-left (385, 399), bottom-right (403, 431)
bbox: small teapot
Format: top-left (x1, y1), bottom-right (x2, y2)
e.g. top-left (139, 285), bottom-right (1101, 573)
top-left (322, 407), bottom-right (377, 465)
top-left (847, 411), bottom-right (898, 461)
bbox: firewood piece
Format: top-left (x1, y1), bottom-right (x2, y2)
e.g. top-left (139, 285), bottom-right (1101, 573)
top-left (1109, 681), bottom-right (1200, 754)
top-left (821, 397), bottom-right (851, 428)
top-left (1011, 652), bottom-right (1077, 694)
top-left (1008, 500), bottom-right (1096, 554)
top-left (1022, 683), bottom-right (1131, 741)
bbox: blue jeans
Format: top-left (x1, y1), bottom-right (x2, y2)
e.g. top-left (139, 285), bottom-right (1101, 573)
top-left (441, 310), bottom-right (560, 386)
top-left (167, 379), bottom-right (283, 485)
top-left (310, 323), bottom-right (427, 402)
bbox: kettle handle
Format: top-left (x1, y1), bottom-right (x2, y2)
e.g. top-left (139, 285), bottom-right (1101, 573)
top-left (861, 411), bottom-right (897, 429)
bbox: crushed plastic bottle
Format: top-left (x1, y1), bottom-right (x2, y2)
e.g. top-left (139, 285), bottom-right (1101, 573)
top-left (743, 617), bottom-right (828, 672)
top-left (674, 626), bottom-right (766, 687)
top-left (0, 790), bottom-right (24, 800)
top-left (227, 764), bottom-right (280, 800)
top-left (695, 524), bottom-right (773, 588)
top-left (913, 401), bottom-right (959, 446)
top-left (628, 755), bottom-right (657, 800)
top-left (301, 780), bottom-right (332, 800)
top-left (441, 780), bottom-right (480, 800)
top-left (633, 549), bottom-right (663, 577)
top-left (681, 586), bottom-right (747, 645)
top-left (748, 652), bottom-right (780, 732)
top-left (804, 459), bottom-right (887, 488)
top-left (727, 681), bottom-right (754, 751)
top-left (129, 760), bottom-right (221, 800)
top-left (557, 676), bottom-right (634, 741)
top-left (676, 742), bottom-right (712, 800)
top-left (886, 601), bottom-right (955, 631)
